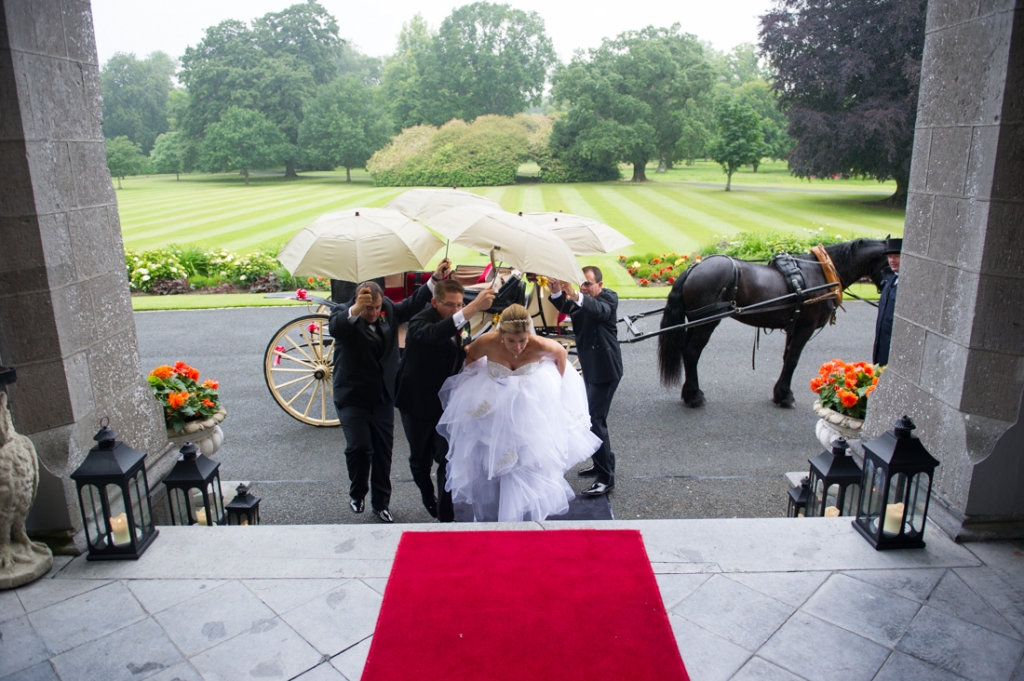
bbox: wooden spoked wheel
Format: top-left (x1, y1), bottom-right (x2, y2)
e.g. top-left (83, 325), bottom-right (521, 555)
top-left (264, 314), bottom-right (339, 427)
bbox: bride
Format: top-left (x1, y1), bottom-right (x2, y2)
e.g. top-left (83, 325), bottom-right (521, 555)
top-left (437, 303), bottom-right (601, 522)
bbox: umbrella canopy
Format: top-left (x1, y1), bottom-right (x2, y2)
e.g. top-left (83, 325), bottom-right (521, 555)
top-left (277, 208), bottom-right (444, 282)
top-left (524, 212), bottom-right (634, 255)
top-left (419, 206), bottom-right (585, 284)
top-left (386, 188), bottom-right (503, 221)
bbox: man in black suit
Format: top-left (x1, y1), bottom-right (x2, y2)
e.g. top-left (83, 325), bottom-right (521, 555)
top-left (396, 280), bottom-right (495, 522)
top-left (329, 261), bottom-right (447, 523)
top-left (549, 266), bottom-right (624, 497)
top-left (873, 237), bottom-right (902, 366)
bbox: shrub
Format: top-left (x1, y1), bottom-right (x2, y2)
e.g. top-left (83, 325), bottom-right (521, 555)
top-left (700, 229), bottom-right (847, 261)
top-left (149, 278), bottom-right (191, 295)
top-left (168, 244), bottom-right (212, 277)
top-left (126, 248), bottom-right (188, 292)
top-left (223, 252), bottom-right (282, 286)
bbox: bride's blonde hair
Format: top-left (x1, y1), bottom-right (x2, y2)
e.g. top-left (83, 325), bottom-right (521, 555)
top-left (498, 304), bottom-right (530, 335)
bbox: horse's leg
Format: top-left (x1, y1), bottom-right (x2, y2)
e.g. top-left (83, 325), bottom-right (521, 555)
top-left (773, 324), bottom-right (817, 408)
top-left (681, 320), bottom-right (720, 408)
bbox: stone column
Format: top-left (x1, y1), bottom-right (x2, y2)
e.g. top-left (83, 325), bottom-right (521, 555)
top-left (0, 0), bottom-right (173, 551)
top-left (865, 0), bottom-right (1024, 540)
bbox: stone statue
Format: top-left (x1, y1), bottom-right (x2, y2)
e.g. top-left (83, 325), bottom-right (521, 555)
top-left (0, 392), bottom-right (53, 589)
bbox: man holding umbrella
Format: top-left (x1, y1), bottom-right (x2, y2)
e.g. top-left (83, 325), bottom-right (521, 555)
top-left (549, 267), bottom-right (623, 497)
top-left (330, 259), bottom-right (451, 523)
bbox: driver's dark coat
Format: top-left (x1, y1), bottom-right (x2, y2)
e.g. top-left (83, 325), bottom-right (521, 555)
top-left (551, 288), bottom-right (623, 384)
top-left (873, 272), bottom-right (897, 365)
top-left (329, 284), bottom-right (432, 408)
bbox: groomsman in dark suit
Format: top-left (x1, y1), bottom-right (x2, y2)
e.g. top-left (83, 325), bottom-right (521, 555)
top-left (396, 280), bottom-right (494, 522)
top-left (549, 266), bottom-right (624, 497)
top-left (873, 237), bottom-right (902, 366)
top-left (329, 260), bottom-right (448, 523)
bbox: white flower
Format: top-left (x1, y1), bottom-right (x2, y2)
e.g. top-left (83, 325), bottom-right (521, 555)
top-left (141, 275), bottom-right (151, 281)
top-left (138, 268), bottom-right (149, 275)
top-left (240, 275), bottom-right (246, 280)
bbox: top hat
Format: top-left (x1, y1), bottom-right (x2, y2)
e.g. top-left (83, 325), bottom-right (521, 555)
top-left (882, 236), bottom-right (903, 255)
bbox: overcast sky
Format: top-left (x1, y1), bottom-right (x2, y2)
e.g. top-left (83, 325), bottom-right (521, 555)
top-left (91, 0), bottom-right (774, 66)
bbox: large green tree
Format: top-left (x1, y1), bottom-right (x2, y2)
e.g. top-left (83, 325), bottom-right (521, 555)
top-left (150, 131), bottom-right (185, 179)
top-left (105, 136), bottom-right (145, 189)
top-left (298, 76), bottom-right (394, 182)
top-left (707, 101), bottom-right (769, 191)
top-left (200, 107), bottom-right (287, 185)
top-left (760, 0), bottom-right (927, 204)
top-left (551, 25), bottom-right (714, 182)
top-left (179, 2), bottom-right (342, 177)
top-left (100, 52), bottom-right (176, 154)
top-left (381, 15), bottom-right (434, 129)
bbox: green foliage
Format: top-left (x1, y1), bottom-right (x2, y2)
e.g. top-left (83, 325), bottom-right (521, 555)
top-left (368, 114), bottom-right (541, 186)
top-left (698, 230), bottom-right (848, 261)
top-left (200, 107), bottom-right (288, 184)
top-left (105, 136), bottom-right (145, 188)
top-left (126, 248), bottom-right (188, 291)
top-left (221, 252), bottom-right (282, 286)
top-left (100, 51), bottom-right (176, 154)
top-left (550, 25), bottom-right (715, 182)
top-left (150, 131), bottom-right (185, 178)
top-left (381, 14), bottom-right (434, 129)
top-left (707, 101), bottom-right (769, 190)
top-left (298, 75), bottom-right (394, 180)
top-left (147, 362), bottom-right (222, 433)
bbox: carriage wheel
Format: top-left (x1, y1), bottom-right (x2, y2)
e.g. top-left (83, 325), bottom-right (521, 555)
top-left (264, 314), bottom-right (339, 427)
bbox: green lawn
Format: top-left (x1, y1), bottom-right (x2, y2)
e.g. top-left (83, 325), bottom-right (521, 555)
top-left (118, 160), bottom-right (904, 307)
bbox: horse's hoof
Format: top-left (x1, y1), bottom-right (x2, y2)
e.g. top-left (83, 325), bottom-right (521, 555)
top-left (775, 397), bottom-right (796, 409)
top-left (683, 394), bottom-right (706, 408)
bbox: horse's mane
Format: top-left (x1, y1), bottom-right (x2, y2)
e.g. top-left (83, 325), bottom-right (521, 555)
top-left (823, 240), bottom-right (855, 272)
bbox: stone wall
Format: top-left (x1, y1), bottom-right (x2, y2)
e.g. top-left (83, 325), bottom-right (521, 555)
top-left (865, 0), bottom-right (1024, 540)
top-left (0, 0), bottom-right (172, 549)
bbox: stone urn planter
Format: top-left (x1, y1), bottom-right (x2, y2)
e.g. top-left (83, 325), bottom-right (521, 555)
top-left (813, 399), bottom-right (863, 450)
top-left (167, 406), bottom-right (226, 458)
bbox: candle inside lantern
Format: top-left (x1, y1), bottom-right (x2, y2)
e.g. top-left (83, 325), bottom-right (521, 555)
top-left (883, 502), bottom-right (904, 534)
top-left (195, 508), bottom-right (208, 526)
top-left (824, 506), bottom-right (840, 517)
top-left (110, 512), bottom-right (131, 545)
top-left (240, 517), bottom-right (249, 526)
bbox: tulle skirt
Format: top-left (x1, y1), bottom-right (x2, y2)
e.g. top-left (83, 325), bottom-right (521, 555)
top-left (437, 358), bottom-right (601, 522)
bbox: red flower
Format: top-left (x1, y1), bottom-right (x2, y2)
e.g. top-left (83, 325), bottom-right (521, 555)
top-left (639, 278), bottom-right (649, 286)
top-left (150, 365), bottom-right (173, 380)
top-left (201, 379), bottom-right (219, 390)
top-left (307, 322), bottom-right (318, 334)
top-left (667, 277), bottom-right (675, 284)
top-left (296, 288), bottom-right (309, 301)
top-left (202, 399), bottom-right (215, 408)
top-left (167, 391), bottom-right (189, 410)
top-left (651, 258), bottom-right (662, 264)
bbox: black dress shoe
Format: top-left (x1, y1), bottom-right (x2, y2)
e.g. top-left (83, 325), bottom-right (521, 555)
top-left (423, 498), bottom-right (438, 519)
top-left (349, 497), bottom-right (365, 514)
top-left (577, 465), bottom-right (598, 477)
top-left (581, 482), bottom-right (613, 497)
top-left (375, 508), bottom-right (394, 523)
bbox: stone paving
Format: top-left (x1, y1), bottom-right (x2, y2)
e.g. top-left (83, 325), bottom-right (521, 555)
top-left (2, 519), bottom-right (1023, 681)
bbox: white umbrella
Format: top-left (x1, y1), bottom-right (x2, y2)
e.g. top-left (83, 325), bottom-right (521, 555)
top-left (418, 206), bottom-right (585, 284)
top-left (386, 188), bottom-right (503, 221)
top-left (523, 212), bottom-right (634, 255)
top-left (276, 208), bottom-right (444, 282)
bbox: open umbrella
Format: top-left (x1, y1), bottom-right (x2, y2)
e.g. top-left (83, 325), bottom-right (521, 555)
top-left (523, 212), bottom-right (633, 255)
top-left (417, 206), bottom-right (585, 284)
top-left (276, 208), bottom-right (444, 282)
top-left (386, 188), bottom-right (503, 221)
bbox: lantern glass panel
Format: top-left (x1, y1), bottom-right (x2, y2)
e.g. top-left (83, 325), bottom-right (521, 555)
top-left (883, 472), bottom-right (907, 536)
top-left (206, 479), bottom-right (224, 521)
top-left (842, 484), bottom-right (860, 516)
top-left (825, 483), bottom-right (839, 510)
top-left (908, 473), bottom-right (930, 535)
top-left (81, 484), bottom-right (106, 549)
top-left (130, 471), bottom-right (151, 532)
top-left (170, 488), bottom-right (190, 525)
top-left (809, 474), bottom-right (823, 516)
top-left (104, 483), bottom-right (133, 547)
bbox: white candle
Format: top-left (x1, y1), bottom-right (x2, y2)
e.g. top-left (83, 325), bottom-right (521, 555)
top-left (195, 508), bottom-right (208, 526)
top-left (883, 502), bottom-right (904, 534)
top-left (824, 506), bottom-right (840, 517)
top-left (240, 518), bottom-right (249, 526)
top-left (110, 513), bottom-right (131, 546)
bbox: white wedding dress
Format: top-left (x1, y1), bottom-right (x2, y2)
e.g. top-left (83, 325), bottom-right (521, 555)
top-left (437, 357), bottom-right (601, 522)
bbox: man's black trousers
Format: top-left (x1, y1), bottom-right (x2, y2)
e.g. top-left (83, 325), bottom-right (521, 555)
top-left (400, 410), bottom-right (454, 522)
top-left (585, 378), bottom-right (619, 486)
top-left (336, 401), bottom-right (394, 512)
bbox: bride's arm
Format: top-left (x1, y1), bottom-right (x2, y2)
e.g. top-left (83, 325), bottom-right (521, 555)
top-left (535, 336), bottom-right (568, 375)
top-left (465, 332), bottom-right (496, 365)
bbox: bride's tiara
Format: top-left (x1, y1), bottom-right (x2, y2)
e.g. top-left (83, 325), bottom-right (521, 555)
top-left (499, 319), bottom-right (529, 329)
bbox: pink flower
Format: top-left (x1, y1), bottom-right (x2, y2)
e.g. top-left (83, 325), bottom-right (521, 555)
top-left (307, 322), bottom-right (318, 334)
top-left (273, 345), bottom-right (286, 366)
top-left (295, 288), bottom-right (309, 301)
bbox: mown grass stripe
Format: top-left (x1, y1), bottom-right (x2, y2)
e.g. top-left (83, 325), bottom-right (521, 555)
top-left (719, 190), bottom-right (897, 235)
top-left (590, 185), bottom-right (704, 254)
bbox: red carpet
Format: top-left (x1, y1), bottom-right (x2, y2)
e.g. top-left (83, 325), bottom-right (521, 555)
top-left (361, 530), bottom-right (689, 681)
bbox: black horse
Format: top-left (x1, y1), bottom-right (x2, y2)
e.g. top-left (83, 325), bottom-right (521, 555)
top-left (658, 239), bottom-right (889, 408)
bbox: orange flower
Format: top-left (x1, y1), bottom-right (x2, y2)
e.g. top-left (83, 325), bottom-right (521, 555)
top-left (307, 277), bottom-right (314, 284)
top-left (810, 377), bottom-right (824, 393)
top-left (865, 385), bottom-right (876, 396)
top-left (202, 399), bottom-right (215, 408)
top-left (202, 379), bottom-right (219, 390)
top-left (150, 365), bottom-right (173, 380)
top-left (839, 390), bottom-right (859, 409)
top-left (167, 391), bottom-right (189, 410)
top-left (652, 258), bottom-right (661, 264)
top-left (872, 376), bottom-right (879, 386)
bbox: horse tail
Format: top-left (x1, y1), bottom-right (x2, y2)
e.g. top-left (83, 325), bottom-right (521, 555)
top-left (658, 266), bottom-right (691, 385)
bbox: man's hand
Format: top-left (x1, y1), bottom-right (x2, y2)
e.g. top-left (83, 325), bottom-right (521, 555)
top-left (434, 258), bottom-right (452, 280)
top-left (350, 286), bottom-right (374, 316)
top-left (559, 279), bottom-right (576, 298)
top-left (547, 278), bottom-right (561, 294)
top-left (463, 287), bottom-right (495, 315)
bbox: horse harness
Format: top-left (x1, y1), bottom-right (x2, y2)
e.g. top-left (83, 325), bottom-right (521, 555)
top-left (770, 247), bottom-right (844, 332)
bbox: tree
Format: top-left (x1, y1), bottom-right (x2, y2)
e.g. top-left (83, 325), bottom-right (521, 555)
top-left (150, 131), bottom-right (185, 179)
top-left (416, 2), bottom-right (556, 125)
top-left (105, 136), bottom-right (144, 189)
top-left (707, 101), bottom-right (769, 191)
top-left (199, 107), bottom-right (287, 185)
top-left (735, 79), bottom-right (794, 166)
top-left (551, 25), bottom-right (714, 182)
top-left (759, 0), bottom-right (927, 205)
top-left (179, 2), bottom-right (343, 178)
top-left (298, 76), bottom-right (394, 181)
top-left (100, 52), bottom-right (176, 154)
top-left (381, 14), bottom-right (434, 129)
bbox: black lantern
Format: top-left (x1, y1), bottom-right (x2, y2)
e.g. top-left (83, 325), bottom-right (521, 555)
top-left (806, 438), bottom-right (863, 517)
top-left (162, 442), bottom-right (225, 526)
top-left (787, 477), bottom-right (809, 517)
top-left (70, 420), bottom-right (158, 560)
top-left (225, 483), bottom-right (261, 526)
top-left (853, 416), bottom-right (940, 549)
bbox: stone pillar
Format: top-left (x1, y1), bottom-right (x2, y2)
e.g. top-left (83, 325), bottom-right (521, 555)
top-left (865, 0), bottom-right (1024, 540)
top-left (0, 0), bottom-right (173, 551)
